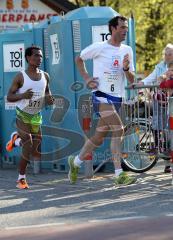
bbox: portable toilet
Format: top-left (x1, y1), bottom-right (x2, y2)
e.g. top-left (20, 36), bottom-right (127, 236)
top-left (0, 15), bottom-right (65, 170)
top-left (0, 29), bottom-right (36, 167)
top-left (0, 19), bottom-right (51, 168)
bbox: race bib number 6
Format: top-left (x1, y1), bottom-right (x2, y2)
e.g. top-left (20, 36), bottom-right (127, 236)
top-left (99, 72), bottom-right (119, 94)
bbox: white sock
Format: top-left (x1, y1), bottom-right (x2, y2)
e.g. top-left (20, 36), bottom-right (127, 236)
top-left (18, 174), bottom-right (26, 180)
top-left (15, 138), bottom-right (21, 147)
top-left (115, 168), bottom-right (123, 177)
top-left (74, 155), bottom-right (83, 167)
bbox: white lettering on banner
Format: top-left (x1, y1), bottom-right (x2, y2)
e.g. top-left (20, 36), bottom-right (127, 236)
top-left (0, 14), bottom-right (55, 23)
top-left (50, 34), bottom-right (60, 65)
top-left (92, 25), bottom-right (111, 43)
top-left (0, 0), bottom-right (57, 30)
top-left (3, 43), bottom-right (25, 72)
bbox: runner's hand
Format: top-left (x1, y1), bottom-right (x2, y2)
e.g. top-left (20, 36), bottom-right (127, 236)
top-left (22, 88), bottom-right (34, 99)
top-left (123, 54), bottom-right (130, 70)
top-left (86, 77), bottom-right (99, 89)
top-left (45, 95), bottom-right (55, 105)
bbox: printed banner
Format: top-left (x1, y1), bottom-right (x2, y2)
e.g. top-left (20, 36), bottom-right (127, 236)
top-left (3, 43), bottom-right (25, 72)
top-left (50, 34), bottom-right (60, 65)
top-left (92, 25), bottom-right (111, 43)
top-left (0, 0), bottom-right (57, 30)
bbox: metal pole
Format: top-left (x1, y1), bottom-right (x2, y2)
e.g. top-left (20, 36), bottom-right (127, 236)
top-left (168, 97), bottom-right (173, 184)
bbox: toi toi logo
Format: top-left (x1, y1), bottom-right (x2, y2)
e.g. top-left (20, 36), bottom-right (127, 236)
top-left (100, 33), bottom-right (111, 41)
top-left (10, 49), bottom-right (23, 68)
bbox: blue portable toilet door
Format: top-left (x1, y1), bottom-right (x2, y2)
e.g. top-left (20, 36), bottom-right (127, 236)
top-left (0, 31), bottom-right (34, 166)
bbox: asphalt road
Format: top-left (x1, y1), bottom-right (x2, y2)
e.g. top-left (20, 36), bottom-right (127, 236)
top-left (1, 162), bottom-right (173, 239)
top-left (1, 217), bottom-right (173, 240)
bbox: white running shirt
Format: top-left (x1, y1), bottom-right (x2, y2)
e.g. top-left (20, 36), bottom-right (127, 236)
top-left (80, 41), bottom-right (135, 98)
top-left (16, 70), bottom-right (47, 114)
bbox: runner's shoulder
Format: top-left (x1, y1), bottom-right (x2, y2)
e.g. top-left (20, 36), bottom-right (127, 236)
top-left (120, 43), bottom-right (132, 51)
top-left (13, 72), bottom-right (24, 87)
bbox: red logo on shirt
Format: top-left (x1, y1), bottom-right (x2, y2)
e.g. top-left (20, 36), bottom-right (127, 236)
top-left (113, 59), bottom-right (119, 66)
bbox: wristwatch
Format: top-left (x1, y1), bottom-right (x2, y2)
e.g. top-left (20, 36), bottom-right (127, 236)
top-left (123, 67), bottom-right (129, 71)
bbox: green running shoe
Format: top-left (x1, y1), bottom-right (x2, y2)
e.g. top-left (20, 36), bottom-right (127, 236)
top-left (114, 172), bottom-right (136, 186)
top-left (68, 156), bottom-right (79, 184)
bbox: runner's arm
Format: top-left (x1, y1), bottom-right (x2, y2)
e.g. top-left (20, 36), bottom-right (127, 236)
top-left (75, 56), bottom-right (98, 89)
top-left (7, 73), bottom-right (33, 102)
top-left (44, 72), bottom-right (54, 105)
top-left (123, 69), bottom-right (135, 83)
top-left (123, 54), bottom-right (135, 83)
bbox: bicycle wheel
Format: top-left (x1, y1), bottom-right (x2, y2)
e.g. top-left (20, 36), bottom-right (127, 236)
top-left (121, 120), bottom-right (158, 173)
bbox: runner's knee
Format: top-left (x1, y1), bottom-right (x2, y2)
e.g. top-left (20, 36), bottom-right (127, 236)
top-left (90, 135), bottom-right (104, 147)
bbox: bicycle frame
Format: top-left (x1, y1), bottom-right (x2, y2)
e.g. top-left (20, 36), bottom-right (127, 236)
top-left (121, 84), bottom-right (172, 173)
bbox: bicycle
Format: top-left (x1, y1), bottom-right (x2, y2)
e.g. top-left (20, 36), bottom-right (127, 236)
top-left (93, 85), bottom-right (171, 175)
top-left (121, 118), bottom-right (159, 173)
top-left (121, 85), bottom-right (171, 173)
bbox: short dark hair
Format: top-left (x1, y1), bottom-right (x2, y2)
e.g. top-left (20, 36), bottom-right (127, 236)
top-left (25, 45), bottom-right (42, 62)
top-left (108, 16), bottom-right (127, 34)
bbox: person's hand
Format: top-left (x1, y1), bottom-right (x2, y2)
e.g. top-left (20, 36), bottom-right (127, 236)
top-left (157, 75), bottom-right (166, 84)
top-left (166, 69), bottom-right (173, 79)
top-left (22, 88), bottom-right (34, 99)
top-left (45, 95), bottom-right (55, 105)
top-left (129, 81), bottom-right (144, 89)
top-left (123, 54), bottom-right (130, 70)
top-left (86, 77), bottom-right (99, 90)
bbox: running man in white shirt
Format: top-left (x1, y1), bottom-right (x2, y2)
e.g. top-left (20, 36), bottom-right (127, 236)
top-left (68, 16), bottom-right (136, 185)
top-left (6, 46), bottom-right (54, 189)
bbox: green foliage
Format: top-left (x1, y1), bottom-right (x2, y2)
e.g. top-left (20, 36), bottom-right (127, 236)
top-left (108, 0), bottom-right (173, 73)
top-left (70, 0), bottom-right (173, 73)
